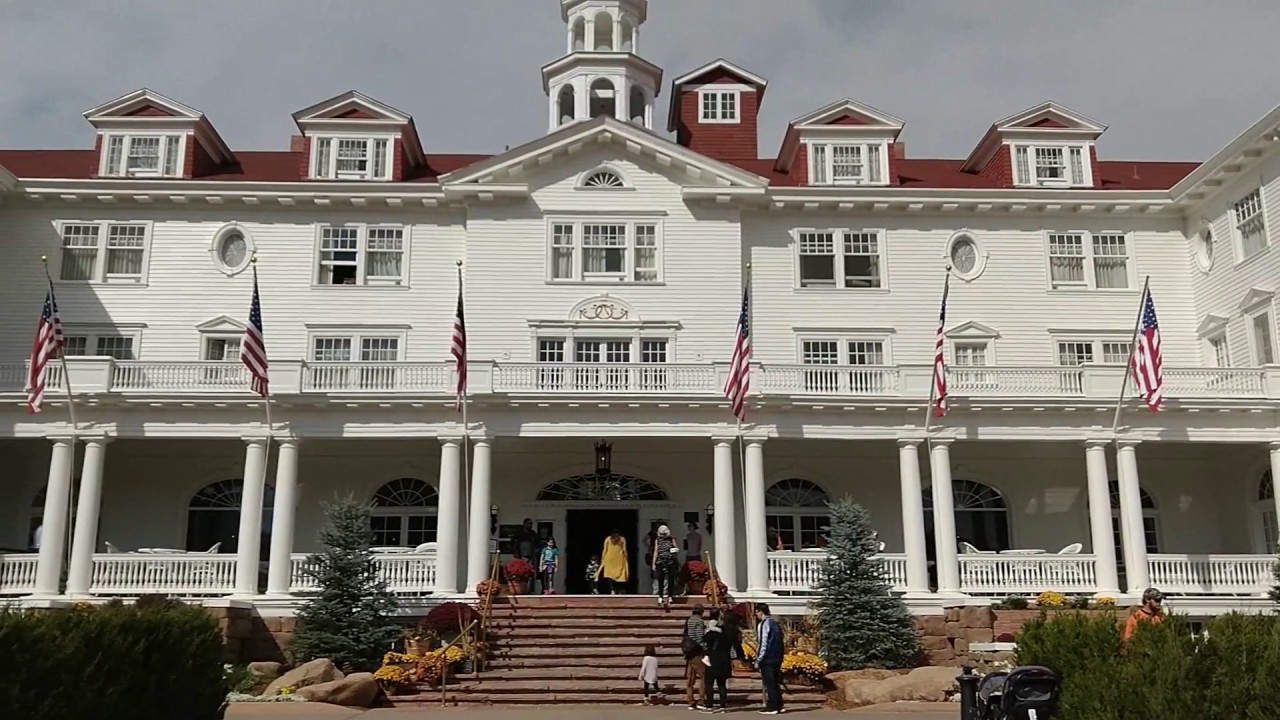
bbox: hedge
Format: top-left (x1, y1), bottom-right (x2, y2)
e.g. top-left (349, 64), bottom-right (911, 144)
top-left (0, 600), bottom-right (227, 720)
top-left (1016, 610), bottom-right (1280, 720)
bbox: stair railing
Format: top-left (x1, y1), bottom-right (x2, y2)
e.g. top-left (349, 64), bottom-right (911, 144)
top-left (438, 618), bottom-right (479, 707)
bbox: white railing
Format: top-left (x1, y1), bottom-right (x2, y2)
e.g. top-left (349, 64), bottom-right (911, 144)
top-left (950, 367), bottom-right (1084, 397)
top-left (289, 552), bottom-right (438, 595)
top-left (1147, 554), bottom-right (1277, 595)
top-left (0, 554), bottom-right (38, 595)
top-left (112, 362), bottom-right (249, 391)
top-left (758, 366), bottom-right (900, 396)
top-left (303, 363), bottom-right (453, 393)
top-left (1161, 368), bottom-right (1266, 397)
top-left (959, 554), bottom-right (1098, 595)
top-left (767, 551), bottom-right (907, 593)
top-left (87, 554), bottom-right (237, 596)
top-left (493, 363), bottom-right (720, 394)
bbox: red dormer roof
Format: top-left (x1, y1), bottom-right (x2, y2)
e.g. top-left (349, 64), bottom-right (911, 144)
top-left (774, 98), bottom-right (905, 174)
top-left (83, 88), bottom-right (236, 175)
top-left (291, 91), bottom-right (427, 173)
top-left (960, 101), bottom-right (1107, 174)
top-left (666, 58), bottom-right (768, 133)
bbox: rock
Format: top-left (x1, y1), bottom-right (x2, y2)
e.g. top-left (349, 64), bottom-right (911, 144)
top-left (944, 608), bottom-right (961, 622)
top-left (959, 606), bottom-right (995, 628)
top-left (920, 635), bottom-right (950, 652)
top-left (945, 621), bottom-right (962, 639)
top-left (953, 639), bottom-right (969, 654)
top-left (833, 665), bottom-right (962, 707)
top-left (294, 672), bottom-right (379, 707)
top-left (829, 669), bottom-right (901, 683)
top-left (246, 662), bottom-right (282, 694)
top-left (916, 615), bottom-right (946, 636)
top-left (263, 658), bottom-right (344, 696)
top-left (964, 628), bottom-right (995, 644)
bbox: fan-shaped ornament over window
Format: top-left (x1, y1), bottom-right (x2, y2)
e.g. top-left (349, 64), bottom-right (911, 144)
top-left (1107, 480), bottom-right (1156, 510)
top-left (1260, 470), bottom-right (1274, 501)
top-left (189, 479), bottom-right (276, 509)
top-left (581, 169), bottom-right (626, 189)
top-left (371, 477), bottom-right (439, 508)
top-left (765, 478), bottom-right (830, 508)
top-left (537, 473), bottom-right (668, 502)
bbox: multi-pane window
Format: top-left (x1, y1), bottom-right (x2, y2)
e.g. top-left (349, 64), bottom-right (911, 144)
top-left (311, 337), bottom-right (354, 362)
top-left (1208, 334), bottom-right (1230, 368)
top-left (535, 337), bottom-right (671, 391)
top-left (60, 334), bottom-right (135, 359)
top-left (1232, 189), bottom-right (1268, 260)
top-left (1250, 310), bottom-right (1276, 365)
top-left (807, 142), bottom-right (884, 185)
top-left (699, 91), bottom-right (739, 122)
top-left (950, 341), bottom-right (993, 387)
top-left (308, 334), bottom-right (403, 390)
top-left (101, 135), bottom-right (185, 178)
top-left (547, 220), bottom-right (662, 282)
top-left (316, 225), bottom-right (406, 285)
top-left (953, 342), bottom-right (989, 367)
top-left (1047, 232), bottom-right (1130, 289)
top-left (201, 337), bottom-right (243, 384)
top-left (1055, 339), bottom-right (1131, 366)
top-left (57, 222), bottom-right (150, 283)
top-left (1013, 144), bottom-right (1091, 186)
top-left (203, 337), bottom-right (241, 361)
top-left (796, 229), bottom-right (884, 288)
top-left (310, 137), bottom-right (392, 180)
top-left (800, 338), bottom-right (890, 394)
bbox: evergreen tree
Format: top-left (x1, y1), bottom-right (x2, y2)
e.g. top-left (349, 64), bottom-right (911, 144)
top-left (291, 496), bottom-right (402, 671)
top-left (1269, 560), bottom-right (1280, 604)
top-left (813, 497), bottom-right (920, 670)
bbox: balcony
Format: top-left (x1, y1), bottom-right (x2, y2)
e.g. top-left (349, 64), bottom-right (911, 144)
top-left (1, 358), bottom-right (1274, 402)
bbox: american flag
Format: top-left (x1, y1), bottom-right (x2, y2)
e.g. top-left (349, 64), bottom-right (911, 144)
top-left (1131, 286), bottom-right (1164, 412)
top-left (26, 284), bottom-right (65, 414)
top-left (451, 279), bottom-right (467, 412)
top-left (931, 273), bottom-right (951, 418)
top-left (241, 264), bottom-right (270, 396)
top-left (724, 285), bottom-right (751, 422)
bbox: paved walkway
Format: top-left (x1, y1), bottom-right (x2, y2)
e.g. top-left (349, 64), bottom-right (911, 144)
top-left (226, 702), bottom-right (955, 720)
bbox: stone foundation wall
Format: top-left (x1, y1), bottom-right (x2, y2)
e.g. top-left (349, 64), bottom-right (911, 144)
top-left (914, 606), bottom-right (1129, 669)
top-left (206, 606), bottom-right (296, 664)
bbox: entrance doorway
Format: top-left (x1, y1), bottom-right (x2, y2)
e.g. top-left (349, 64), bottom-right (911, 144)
top-left (565, 508), bottom-right (638, 594)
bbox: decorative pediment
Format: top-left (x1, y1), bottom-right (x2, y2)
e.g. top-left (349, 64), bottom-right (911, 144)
top-left (83, 89), bottom-right (202, 122)
top-left (1196, 313), bottom-right (1230, 337)
top-left (195, 315), bottom-right (246, 333)
top-left (1238, 287), bottom-right (1276, 312)
top-left (570, 295), bottom-right (637, 322)
top-left (791, 98), bottom-right (905, 131)
top-left (292, 91), bottom-right (412, 126)
top-left (945, 321), bottom-right (1001, 339)
top-left (670, 59), bottom-right (768, 90)
top-left (995, 102), bottom-right (1106, 133)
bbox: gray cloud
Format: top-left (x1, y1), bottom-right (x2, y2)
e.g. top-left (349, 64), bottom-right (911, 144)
top-left (2, 0), bottom-right (1278, 160)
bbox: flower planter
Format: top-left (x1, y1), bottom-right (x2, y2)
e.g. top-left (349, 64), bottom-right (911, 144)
top-left (506, 580), bottom-right (530, 595)
top-left (686, 579), bottom-right (707, 595)
top-left (407, 637), bottom-right (438, 656)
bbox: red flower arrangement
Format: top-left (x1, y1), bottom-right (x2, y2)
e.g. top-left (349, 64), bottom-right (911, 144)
top-left (475, 579), bottom-right (501, 598)
top-left (422, 601), bottom-right (478, 634)
top-left (679, 560), bottom-right (711, 582)
top-left (503, 558), bottom-right (536, 581)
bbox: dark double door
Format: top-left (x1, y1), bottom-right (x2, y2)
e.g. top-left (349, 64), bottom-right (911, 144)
top-left (564, 508), bottom-right (638, 594)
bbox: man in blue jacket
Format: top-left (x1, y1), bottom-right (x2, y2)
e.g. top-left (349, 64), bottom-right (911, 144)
top-left (753, 603), bottom-right (785, 714)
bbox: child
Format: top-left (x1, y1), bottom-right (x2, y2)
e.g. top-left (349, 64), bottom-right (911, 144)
top-left (639, 644), bottom-right (660, 704)
top-left (539, 537), bottom-right (561, 595)
top-left (585, 554), bottom-right (602, 594)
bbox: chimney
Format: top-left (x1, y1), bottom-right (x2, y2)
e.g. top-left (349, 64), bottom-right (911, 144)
top-left (892, 143), bottom-right (906, 160)
top-left (290, 135), bottom-right (305, 153)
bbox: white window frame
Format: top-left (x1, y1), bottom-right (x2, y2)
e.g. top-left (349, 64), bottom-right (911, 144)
top-left (1044, 231), bottom-right (1135, 291)
top-left (698, 89), bottom-right (740, 123)
top-left (54, 220), bottom-right (153, 285)
top-left (312, 223), bottom-right (409, 287)
top-left (796, 334), bottom-right (893, 366)
top-left (201, 335), bottom-right (242, 362)
top-left (1051, 336), bottom-right (1133, 366)
top-left (793, 228), bottom-right (888, 290)
top-left (806, 140), bottom-right (889, 186)
top-left (308, 134), bottom-right (395, 181)
top-left (98, 133), bottom-right (187, 178)
top-left (1011, 143), bottom-right (1093, 187)
top-left (61, 328), bottom-right (143, 360)
top-left (1246, 304), bottom-right (1277, 366)
top-left (1205, 332), bottom-right (1230, 368)
top-left (951, 339), bottom-right (994, 367)
top-left (1231, 188), bottom-right (1269, 263)
top-left (545, 218), bottom-right (664, 284)
top-left (531, 328), bottom-right (678, 363)
top-left (305, 329), bottom-right (408, 363)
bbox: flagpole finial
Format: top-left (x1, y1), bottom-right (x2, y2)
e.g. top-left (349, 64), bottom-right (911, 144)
top-left (745, 262), bottom-right (751, 269)
top-left (250, 254), bottom-right (258, 265)
top-left (456, 259), bottom-right (463, 267)
top-left (40, 255), bottom-right (48, 264)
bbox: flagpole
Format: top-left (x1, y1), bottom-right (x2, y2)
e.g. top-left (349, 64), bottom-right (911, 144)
top-left (1111, 275), bottom-right (1151, 438)
top-left (41, 256), bottom-right (79, 572)
top-left (251, 257), bottom-right (273, 529)
top-left (456, 261), bottom-right (471, 554)
top-left (736, 264), bottom-right (752, 555)
top-left (923, 265), bottom-right (952, 437)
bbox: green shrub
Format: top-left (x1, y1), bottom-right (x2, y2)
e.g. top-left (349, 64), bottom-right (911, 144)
top-left (0, 601), bottom-right (226, 720)
top-left (1192, 614), bottom-right (1280, 718)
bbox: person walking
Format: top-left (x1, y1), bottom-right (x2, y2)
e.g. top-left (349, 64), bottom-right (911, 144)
top-left (652, 524), bottom-right (680, 606)
top-left (682, 604), bottom-right (708, 711)
top-left (1123, 587), bottom-right (1166, 646)
top-left (685, 522), bottom-right (704, 562)
top-left (639, 644), bottom-right (660, 705)
top-left (701, 608), bottom-right (739, 713)
top-left (594, 530), bottom-right (630, 595)
top-left (754, 603), bottom-right (785, 715)
top-left (538, 537), bottom-right (562, 595)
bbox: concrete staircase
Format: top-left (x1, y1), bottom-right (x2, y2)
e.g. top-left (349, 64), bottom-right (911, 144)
top-left (393, 595), bottom-right (828, 707)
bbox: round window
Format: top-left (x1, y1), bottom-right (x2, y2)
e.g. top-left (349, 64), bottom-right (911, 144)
top-left (210, 225), bottom-right (254, 276)
top-left (219, 232), bottom-right (247, 267)
top-left (950, 236), bottom-right (978, 274)
top-left (1195, 227), bottom-right (1214, 272)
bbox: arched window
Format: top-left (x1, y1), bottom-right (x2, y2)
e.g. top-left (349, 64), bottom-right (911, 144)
top-left (628, 86), bottom-right (647, 126)
top-left (589, 78), bottom-right (616, 119)
top-left (537, 473), bottom-right (668, 502)
top-left (592, 12), bottom-right (613, 51)
top-left (186, 479), bottom-right (275, 553)
top-left (580, 168), bottom-right (626, 189)
top-left (619, 17), bottom-right (635, 52)
top-left (370, 478), bottom-right (439, 548)
top-left (765, 478), bottom-right (831, 551)
top-left (1108, 480), bottom-right (1159, 554)
top-left (570, 16), bottom-right (586, 52)
top-left (924, 479), bottom-right (1011, 551)
top-left (1256, 470), bottom-right (1275, 553)
top-left (557, 85), bottom-right (576, 126)
top-left (29, 487), bottom-right (47, 551)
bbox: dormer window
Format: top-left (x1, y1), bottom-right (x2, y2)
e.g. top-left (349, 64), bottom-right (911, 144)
top-left (101, 134), bottom-right (184, 178)
top-left (808, 142), bottom-right (886, 185)
top-left (699, 90), bottom-right (739, 123)
top-left (311, 137), bottom-right (392, 180)
top-left (1013, 144), bottom-right (1091, 187)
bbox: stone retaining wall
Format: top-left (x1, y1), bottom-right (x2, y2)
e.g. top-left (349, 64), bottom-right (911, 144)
top-left (206, 606), bottom-right (296, 664)
top-left (914, 606), bottom-right (1129, 668)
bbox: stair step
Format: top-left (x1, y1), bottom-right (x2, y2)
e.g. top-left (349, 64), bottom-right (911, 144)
top-left (488, 654), bottom-right (684, 668)
top-left (495, 637), bottom-right (683, 649)
top-left (490, 597), bottom-right (700, 609)
top-left (490, 645), bottom-right (685, 659)
top-left (478, 667), bottom-right (705, 681)
top-left (486, 616), bottom-right (689, 626)
top-left (393, 692), bottom-right (826, 706)
top-left (402, 681), bottom-right (826, 697)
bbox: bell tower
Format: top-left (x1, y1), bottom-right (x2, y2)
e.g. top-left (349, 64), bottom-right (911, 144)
top-left (543, 0), bottom-right (662, 132)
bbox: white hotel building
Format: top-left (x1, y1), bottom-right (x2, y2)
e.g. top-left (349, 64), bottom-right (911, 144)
top-left (2, 0), bottom-right (1280, 615)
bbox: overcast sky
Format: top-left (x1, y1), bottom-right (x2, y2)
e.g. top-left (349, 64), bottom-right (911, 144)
top-left (3, 0), bottom-right (1279, 161)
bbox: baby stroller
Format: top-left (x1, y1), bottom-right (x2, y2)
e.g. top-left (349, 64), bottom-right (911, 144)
top-left (975, 665), bottom-right (1061, 720)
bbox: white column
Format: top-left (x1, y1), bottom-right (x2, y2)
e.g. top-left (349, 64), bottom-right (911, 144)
top-left (66, 437), bottom-right (110, 597)
top-left (465, 437), bottom-right (493, 592)
top-left (612, 17), bottom-right (622, 52)
top-left (435, 436), bottom-right (462, 594)
top-left (897, 439), bottom-right (930, 594)
top-left (1084, 441), bottom-right (1121, 595)
top-left (233, 438), bottom-right (269, 596)
top-left (743, 438), bottom-right (770, 594)
top-left (266, 438), bottom-right (301, 595)
top-left (1269, 442), bottom-right (1280, 550)
top-left (712, 438), bottom-right (739, 592)
top-left (929, 440), bottom-right (961, 594)
top-left (31, 436), bottom-right (76, 597)
top-left (1115, 440), bottom-right (1150, 593)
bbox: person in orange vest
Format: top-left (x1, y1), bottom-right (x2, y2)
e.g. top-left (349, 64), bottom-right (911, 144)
top-left (1123, 587), bottom-right (1165, 645)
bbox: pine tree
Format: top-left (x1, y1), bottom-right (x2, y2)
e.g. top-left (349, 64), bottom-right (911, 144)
top-left (291, 496), bottom-right (402, 671)
top-left (813, 497), bottom-right (920, 671)
top-left (1269, 559), bottom-right (1280, 604)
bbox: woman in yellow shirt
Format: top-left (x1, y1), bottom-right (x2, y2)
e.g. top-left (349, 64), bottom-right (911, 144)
top-left (595, 530), bottom-right (630, 594)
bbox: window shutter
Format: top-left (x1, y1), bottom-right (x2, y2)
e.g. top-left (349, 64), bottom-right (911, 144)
top-left (811, 144), bottom-right (828, 184)
top-left (105, 136), bottom-right (124, 176)
top-left (1013, 146), bottom-right (1030, 185)
top-left (1069, 147), bottom-right (1086, 185)
top-left (373, 139), bottom-right (389, 179)
top-left (867, 144), bottom-right (882, 184)
top-left (163, 136), bottom-right (181, 177)
top-left (315, 138), bottom-right (333, 179)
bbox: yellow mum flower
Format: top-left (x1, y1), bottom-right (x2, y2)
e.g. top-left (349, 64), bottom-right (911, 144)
top-left (1036, 591), bottom-right (1067, 607)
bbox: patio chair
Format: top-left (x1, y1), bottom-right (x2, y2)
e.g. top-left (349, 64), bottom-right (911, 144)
top-left (412, 542), bottom-right (437, 553)
top-left (1057, 542), bottom-right (1083, 554)
top-left (104, 541), bottom-right (123, 553)
top-left (204, 542), bottom-right (221, 553)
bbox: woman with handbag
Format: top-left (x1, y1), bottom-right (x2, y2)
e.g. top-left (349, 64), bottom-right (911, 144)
top-left (651, 524), bottom-right (680, 606)
top-left (701, 609), bottom-right (740, 712)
